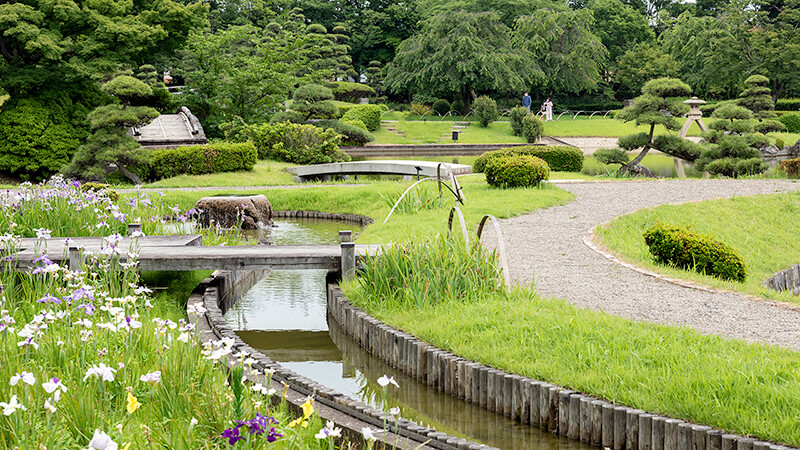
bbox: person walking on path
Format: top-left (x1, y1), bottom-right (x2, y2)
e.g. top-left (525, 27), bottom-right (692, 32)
top-left (543, 97), bottom-right (553, 121)
top-left (522, 92), bottom-right (532, 111)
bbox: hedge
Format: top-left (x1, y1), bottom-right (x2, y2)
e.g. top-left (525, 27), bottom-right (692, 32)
top-left (151, 142), bottom-right (257, 179)
top-left (473, 145), bottom-right (584, 173)
top-left (484, 154), bottom-right (550, 188)
top-left (776, 98), bottom-right (800, 111)
top-left (341, 104), bottom-right (382, 131)
top-left (643, 223), bottom-right (747, 282)
top-left (778, 112), bottom-right (800, 133)
top-left (314, 119), bottom-right (375, 146)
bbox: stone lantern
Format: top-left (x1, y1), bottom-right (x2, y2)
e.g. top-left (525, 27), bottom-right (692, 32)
top-left (679, 97), bottom-right (708, 137)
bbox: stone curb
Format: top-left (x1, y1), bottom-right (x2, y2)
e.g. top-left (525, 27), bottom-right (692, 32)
top-left (327, 283), bottom-right (797, 450)
top-left (188, 270), bottom-right (491, 450)
top-left (273, 210), bottom-right (373, 227)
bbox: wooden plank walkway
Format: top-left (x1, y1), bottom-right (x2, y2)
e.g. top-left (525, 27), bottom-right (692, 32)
top-left (10, 235), bottom-right (377, 272)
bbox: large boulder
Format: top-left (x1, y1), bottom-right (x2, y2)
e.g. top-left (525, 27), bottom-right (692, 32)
top-left (195, 195), bottom-right (273, 229)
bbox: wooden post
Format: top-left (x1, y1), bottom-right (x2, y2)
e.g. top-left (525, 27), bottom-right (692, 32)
top-left (651, 416), bottom-right (666, 450)
top-left (678, 422), bottom-right (693, 449)
top-left (639, 413), bottom-right (654, 450)
top-left (602, 403), bottom-right (615, 448)
top-left (558, 390), bottom-right (574, 436)
top-left (569, 393), bottom-right (582, 439)
top-left (613, 406), bottom-right (627, 450)
top-left (579, 396), bottom-right (593, 443)
top-left (591, 400), bottom-right (606, 446)
top-left (626, 409), bottom-right (642, 450)
top-left (721, 434), bottom-right (738, 450)
top-left (693, 425), bottom-right (712, 450)
top-left (339, 231), bottom-right (355, 280)
top-left (68, 247), bottom-right (83, 271)
top-left (664, 419), bottom-right (681, 449)
top-left (128, 223), bottom-right (142, 235)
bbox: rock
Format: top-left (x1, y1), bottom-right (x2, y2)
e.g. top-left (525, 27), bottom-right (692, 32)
top-left (759, 144), bottom-right (780, 156)
top-left (195, 195), bottom-right (273, 230)
top-left (622, 162), bottom-right (657, 178)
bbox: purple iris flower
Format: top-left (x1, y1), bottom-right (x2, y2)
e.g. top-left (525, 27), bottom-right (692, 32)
top-left (75, 302), bottom-right (96, 316)
top-left (36, 293), bottom-right (61, 304)
top-left (221, 427), bottom-right (245, 445)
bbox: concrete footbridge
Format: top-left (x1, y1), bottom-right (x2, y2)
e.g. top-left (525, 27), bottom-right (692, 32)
top-left (286, 160), bottom-right (472, 182)
top-left (11, 235), bottom-right (376, 273)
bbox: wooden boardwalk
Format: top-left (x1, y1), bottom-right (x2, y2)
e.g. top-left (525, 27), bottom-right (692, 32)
top-left (11, 235), bottom-right (377, 272)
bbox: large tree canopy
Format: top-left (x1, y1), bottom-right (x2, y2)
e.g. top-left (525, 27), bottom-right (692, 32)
top-left (513, 9), bottom-right (608, 95)
top-left (0, 0), bottom-right (207, 98)
top-left (385, 10), bottom-right (529, 112)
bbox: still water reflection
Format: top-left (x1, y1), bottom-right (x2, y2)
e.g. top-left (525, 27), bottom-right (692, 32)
top-left (223, 219), bottom-right (590, 449)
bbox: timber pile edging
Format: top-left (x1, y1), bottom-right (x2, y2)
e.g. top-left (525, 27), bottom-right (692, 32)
top-left (327, 284), bottom-right (796, 450)
top-left (189, 270), bottom-right (492, 450)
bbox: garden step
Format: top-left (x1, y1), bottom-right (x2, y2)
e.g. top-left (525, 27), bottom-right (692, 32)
top-left (452, 122), bottom-right (470, 126)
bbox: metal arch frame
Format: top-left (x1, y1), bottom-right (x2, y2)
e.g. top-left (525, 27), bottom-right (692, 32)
top-left (476, 214), bottom-right (511, 288)
top-left (383, 169), bottom-right (465, 225)
top-left (572, 110), bottom-right (585, 120)
top-left (556, 111), bottom-right (571, 121)
top-left (588, 111), bottom-right (602, 119)
top-left (447, 206), bottom-right (470, 248)
top-left (603, 110), bottom-right (613, 119)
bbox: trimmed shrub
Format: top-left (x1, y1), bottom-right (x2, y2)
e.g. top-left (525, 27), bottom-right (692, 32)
top-left (246, 122), bottom-right (348, 164)
top-left (780, 158), bottom-right (800, 178)
top-left (484, 154), bottom-right (549, 188)
top-left (509, 106), bottom-right (528, 136)
top-left (341, 104), bottom-right (381, 131)
top-left (329, 81), bottom-right (375, 103)
top-left (315, 120), bottom-right (375, 146)
top-left (779, 112), bottom-right (800, 133)
top-left (754, 119), bottom-right (786, 134)
top-left (522, 113), bottom-right (544, 143)
top-left (472, 96), bottom-right (498, 127)
top-left (474, 145), bottom-right (583, 173)
top-left (775, 138), bottom-right (785, 149)
top-left (340, 118), bottom-right (367, 130)
top-left (643, 224), bottom-right (747, 282)
top-left (151, 142), bottom-right (257, 179)
top-left (432, 99), bottom-right (451, 116)
top-left (80, 182), bottom-right (120, 202)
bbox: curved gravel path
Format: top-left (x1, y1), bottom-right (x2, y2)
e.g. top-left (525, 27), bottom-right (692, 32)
top-left (487, 179), bottom-right (800, 350)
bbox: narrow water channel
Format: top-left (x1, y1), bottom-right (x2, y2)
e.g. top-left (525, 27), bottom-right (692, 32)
top-left (224, 218), bottom-right (591, 449)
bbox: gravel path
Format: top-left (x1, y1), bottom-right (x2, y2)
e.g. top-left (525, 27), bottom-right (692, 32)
top-left (486, 179), bottom-right (800, 350)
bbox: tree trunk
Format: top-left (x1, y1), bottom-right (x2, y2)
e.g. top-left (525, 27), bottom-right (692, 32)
top-left (461, 86), bottom-right (472, 115)
top-left (621, 124), bottom-right (656, 177)
top-left (117, 164), bottom-right (143, 185)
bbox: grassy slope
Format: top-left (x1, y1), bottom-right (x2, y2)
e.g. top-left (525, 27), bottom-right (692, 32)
top-left (345, 288), bottom-right (800, 446)
top-left (594, 192), bottom-right (800, 303)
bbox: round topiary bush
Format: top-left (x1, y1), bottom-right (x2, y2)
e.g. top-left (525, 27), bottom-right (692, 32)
top-left (484, 154), bottom-right (549, 188)
top-left (643, 223), bottom-right (746, 282)
top-left (509, 106), bottom-right (528, 136)
top-left (522, 113), bottom-right (544, 143)
top-left (473, 145), bottom-right (583, 173)
top-left (472, 96), bottom-right (498, 127)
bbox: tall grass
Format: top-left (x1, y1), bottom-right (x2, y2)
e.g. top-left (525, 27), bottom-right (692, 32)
top-left (354, 233), bottom-right (504, 308)
top-left (380, 182), bottom-right (450, 215)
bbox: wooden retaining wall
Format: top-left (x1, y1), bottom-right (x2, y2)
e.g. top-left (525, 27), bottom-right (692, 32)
top-left (328, 284), bottom-right (795, 450)
top-left (190, 269), bottom-right (492, 450)
top-left (273, 210), bottom-right (374, 227)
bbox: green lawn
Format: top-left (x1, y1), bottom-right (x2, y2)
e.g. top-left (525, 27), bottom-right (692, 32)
top-left (157, 175), bottom-right (575, 243)
top-left (594, 192), bottom-right (800, 303)
top-left (141, 160), bottom-right (297, 188)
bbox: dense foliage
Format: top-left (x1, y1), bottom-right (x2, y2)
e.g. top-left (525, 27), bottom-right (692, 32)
top-left (315, 120), bottom-right (375, 146)
top-left (246, 122), bottom-right (349, 164)
top-left (644, 223), bottom-right (747, 282)
top-left (151, 143), bottom-right (257, 179)
top-left (484, 154), bottom-right (550, 188)
top-left (0, 98), bottom-right (88, 181)
top-left (522, 114), bottom-right (545, 143)
top-left (779, 113), bottom-right (800, 133)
